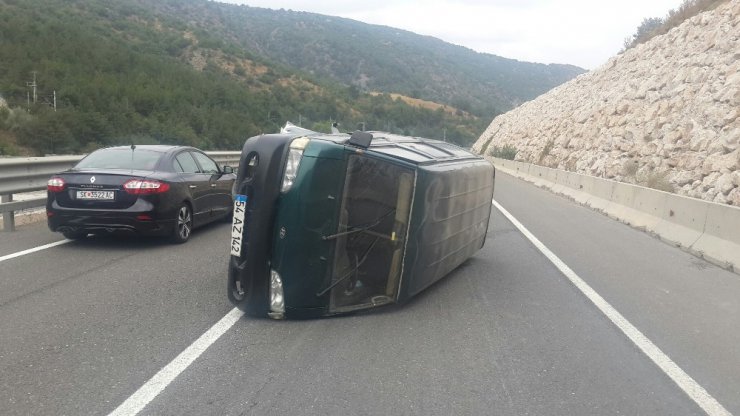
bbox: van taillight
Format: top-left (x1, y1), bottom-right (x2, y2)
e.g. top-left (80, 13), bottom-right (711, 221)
top-left (47, 177), bottom-right (66, 192)
top-left (123, 179), bottom-right (170, 195)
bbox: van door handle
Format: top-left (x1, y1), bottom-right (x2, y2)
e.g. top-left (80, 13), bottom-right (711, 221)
top-left (210, 184), bottom-right (217, 188)
top-left (189, 185), bottom-right (197, 189)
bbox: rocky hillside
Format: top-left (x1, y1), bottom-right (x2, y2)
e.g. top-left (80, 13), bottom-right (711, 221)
top-left (473, 0), bottom-right (739, 205)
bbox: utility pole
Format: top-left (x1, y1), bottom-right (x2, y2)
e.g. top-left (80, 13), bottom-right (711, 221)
top-left (26, 71), bottom-right (37, 104)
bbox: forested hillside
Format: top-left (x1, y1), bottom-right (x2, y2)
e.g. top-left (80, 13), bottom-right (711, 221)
top-left (143, 1), bottom-right (584, 116)
top-left (0, 0), bottom-right (582, 156)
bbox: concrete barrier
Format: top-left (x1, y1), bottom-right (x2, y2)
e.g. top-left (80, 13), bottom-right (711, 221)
top-left (487, 156), bottom-right (740, 274)
top-left (557, 171), bottom-right (584, 202)
top-left (626, 185), bottom-right (667, 233)
top-left (655, 192), bottom-right (709, 250)
top-left (530, 165), bottom-right (549, 187)
top-left (509, 160), bottom-right (530, 177)
top-left (584, 174), bottom-right (615, 213)
top-left (604, 182), bottom-right (635, 223)
top-left (691, 203), bottom-right (740, 269)
top-left (544, 167), bottom-right (559, 188)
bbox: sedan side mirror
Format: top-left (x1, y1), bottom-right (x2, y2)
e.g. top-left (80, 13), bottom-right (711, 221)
top-left (223, 165), bottom-right (234, 174)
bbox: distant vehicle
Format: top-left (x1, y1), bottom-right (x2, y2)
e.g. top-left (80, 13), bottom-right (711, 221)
top-left (47, 145), bottom-right (235, 243)
top-left (228, 123), bottom-right (495, 319)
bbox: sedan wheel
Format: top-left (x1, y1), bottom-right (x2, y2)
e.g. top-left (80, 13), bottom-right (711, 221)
top-left (171, 204), bottom-right (193, 244)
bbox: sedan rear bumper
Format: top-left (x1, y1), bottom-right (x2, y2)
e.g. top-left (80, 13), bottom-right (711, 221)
top-left (47, 201), bottom-right (176, 236)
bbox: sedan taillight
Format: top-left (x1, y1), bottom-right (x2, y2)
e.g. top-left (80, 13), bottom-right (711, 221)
top-left (123, 179), bottom-right (170, 195)
top-left (47, 177), bottom-right (66, 192)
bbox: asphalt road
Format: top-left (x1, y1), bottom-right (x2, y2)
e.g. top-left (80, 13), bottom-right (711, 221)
top-left (1, 172), bottom-right (737, 415)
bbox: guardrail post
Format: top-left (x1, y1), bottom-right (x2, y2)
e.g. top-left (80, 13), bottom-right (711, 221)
top-left (1, 193), bottom-right (15, 232)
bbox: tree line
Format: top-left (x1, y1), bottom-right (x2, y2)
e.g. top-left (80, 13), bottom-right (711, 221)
top-left (623, 0), bottom-right (729, 50)
top-left (0, 0), bottom-right (485, 156)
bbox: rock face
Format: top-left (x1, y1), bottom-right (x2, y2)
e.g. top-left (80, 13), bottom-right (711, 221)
top-left (473, 0), bottom-right (740, 205)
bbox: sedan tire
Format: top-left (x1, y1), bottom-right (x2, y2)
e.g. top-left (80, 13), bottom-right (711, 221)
top-left (171, 203), bottom-right (193, 244)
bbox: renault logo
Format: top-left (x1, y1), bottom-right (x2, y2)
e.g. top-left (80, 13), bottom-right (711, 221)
top-left (90, 176), bottom-right (96, 184)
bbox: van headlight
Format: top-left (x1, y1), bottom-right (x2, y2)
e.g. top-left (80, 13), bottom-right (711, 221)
top-left (281, 137), bottom-right (310, 193)
top-left (268, 269), bottom-right (285, 319)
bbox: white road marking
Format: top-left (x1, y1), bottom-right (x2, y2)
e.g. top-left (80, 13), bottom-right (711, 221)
top-left (108, 307), bottom-right (243, 416)
top-left (492, 199), bottom-right (731, 416)
top-left (0, 239), bottom-right (72, 263)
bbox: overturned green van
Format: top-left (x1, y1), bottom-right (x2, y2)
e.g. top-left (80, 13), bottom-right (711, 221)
top-left (227, 124), bottom-right (495, 319)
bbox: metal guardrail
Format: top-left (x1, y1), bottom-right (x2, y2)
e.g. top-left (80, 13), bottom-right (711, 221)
top-left (0, 151), bottom-right (241, 231)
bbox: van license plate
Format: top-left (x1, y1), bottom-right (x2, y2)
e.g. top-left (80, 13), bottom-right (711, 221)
top-left (230, 194), bottom-right (247, 257)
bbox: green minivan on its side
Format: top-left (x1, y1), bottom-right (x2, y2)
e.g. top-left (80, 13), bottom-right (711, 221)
top-left (227, 124), bottom-right (495, 319)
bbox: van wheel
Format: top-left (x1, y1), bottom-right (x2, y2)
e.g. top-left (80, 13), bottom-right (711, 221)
top-left (171, 204), bottom-right (193, 244)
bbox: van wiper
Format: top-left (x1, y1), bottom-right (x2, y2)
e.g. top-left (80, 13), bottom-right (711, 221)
top-left (321, 208), bottom-right (395, 241)
top-left (316, 237), bottom-right (379, 297)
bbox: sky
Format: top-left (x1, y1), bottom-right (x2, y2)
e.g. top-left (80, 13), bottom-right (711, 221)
top-left (219, 0), bottom-right (685, 70)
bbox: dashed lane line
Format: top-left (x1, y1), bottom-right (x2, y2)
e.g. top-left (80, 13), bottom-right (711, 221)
top-left (493, 198), bottom-right (731, 416)
top-left (0, 236), bottom-right (243, 415)
top-left (108, 307), bottom-right (243, 416)
top-left (0, 239), bottom-right (72, 263)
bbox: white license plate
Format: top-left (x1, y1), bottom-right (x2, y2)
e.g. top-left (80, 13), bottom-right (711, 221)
top-left (76, 190), bottom-right (115, 200)
top-left (230, 194), bottom-right (247, 257)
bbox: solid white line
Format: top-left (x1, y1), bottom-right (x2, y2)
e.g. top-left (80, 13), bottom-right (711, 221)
top-left (0, 239), bottom-right (72, 263)
top-left (492, 199), bottom-right (731, 416)
top-left (108, 307), bottom-right (243, 416)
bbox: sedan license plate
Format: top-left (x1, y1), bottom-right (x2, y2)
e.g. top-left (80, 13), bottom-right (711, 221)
top-left (230, 194), bottom-right (247, 257)
top-left (76, 190), bottom-right (115, 200)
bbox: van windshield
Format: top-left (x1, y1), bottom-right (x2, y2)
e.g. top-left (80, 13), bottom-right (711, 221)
top-left (329, 155), bottom-right (414, 312)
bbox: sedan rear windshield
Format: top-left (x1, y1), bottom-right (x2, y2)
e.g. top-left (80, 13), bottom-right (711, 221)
top-left (76, 149), bottom-right (163, 170)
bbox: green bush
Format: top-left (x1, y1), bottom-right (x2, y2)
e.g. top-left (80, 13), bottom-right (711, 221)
top-left (538, 139), bottom-right (554, 163)
top-left (643, 171), bottom-right (675, 193)
top-left (490, 144), bottom-right (518, 160)
top-left (623, 0), bottom-right (729, 50)
top-left (622, 160), bottom-right (639, 178)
